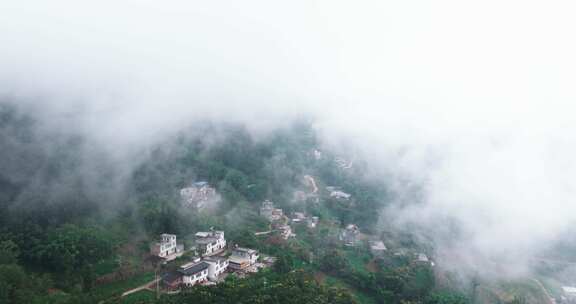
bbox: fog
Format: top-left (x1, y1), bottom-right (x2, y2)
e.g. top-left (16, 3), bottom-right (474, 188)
top-left (2, 0), bottom-right (576, 279)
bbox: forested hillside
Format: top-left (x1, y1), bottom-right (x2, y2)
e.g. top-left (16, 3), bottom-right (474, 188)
top-left (0, 104), bottom-right (468, 304)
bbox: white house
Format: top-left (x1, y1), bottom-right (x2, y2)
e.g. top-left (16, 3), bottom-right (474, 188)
top-left (204, 256), bottom-right (229, 281)
top-left (195, 230), bottom-right (226, 256)
top-left (340, 224), bottom-right (360, 246)
top-left (417, 253), bottom-right (429, 263)
top-left (313, 149), bottom-right (322, 160)
top-left (150, 234), bottom-right (184, 259)
top-left (330, 190), bottom-right (351, 200)
top-left (370, 240), bottom-right (387, 255)
top-left (229, 247), bottom-right (259, 271)
top-left (563, 286), bottom-right (576, 303)
top-left (179, 261), bottom-right (209, 287)
top-left (307, 216), bottom-right (319, 229)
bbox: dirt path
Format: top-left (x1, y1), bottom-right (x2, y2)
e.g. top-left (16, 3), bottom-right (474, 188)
top-left (121, 278), bottom-right (160, 297)
top-left (304, 175), bottom-right (318, 194)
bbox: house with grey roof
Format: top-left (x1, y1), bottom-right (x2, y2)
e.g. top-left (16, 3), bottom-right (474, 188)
top-left (179, 261), bottom-right (210, 287)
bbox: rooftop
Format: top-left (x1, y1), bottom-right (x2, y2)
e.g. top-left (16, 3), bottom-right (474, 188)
top-left (178, 262), bottom-right (209, 276)
top-left (234, 247), bottom-right (258, 254)
top-left (563, 286), bottom-right (576, 294)
top-left (370, 241), bottom-right (387, 251)
top-left (204, 256), bottom-right (228, 263)
top-left (196, 237), bottom-right (220, 245)
top-left (417, 253), bottom-right (429, 262)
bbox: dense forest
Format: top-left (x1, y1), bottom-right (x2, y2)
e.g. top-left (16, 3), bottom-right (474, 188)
top-left (0, 103), bottom-right (469, 303)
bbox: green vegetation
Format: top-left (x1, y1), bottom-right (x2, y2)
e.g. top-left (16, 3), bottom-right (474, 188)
top-left (120, 290), bottom-right (155, 304)
top-left (0, 104), bottom-right (469, 303)
top-left (156, 270), bottom-right (355, 304)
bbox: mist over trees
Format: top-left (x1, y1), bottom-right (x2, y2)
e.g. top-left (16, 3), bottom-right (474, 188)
top-left (0, 102), bottom-right (445, 303)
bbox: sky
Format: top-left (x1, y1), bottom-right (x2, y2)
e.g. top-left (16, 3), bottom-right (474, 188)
top-left (1, 0), bottom-right (576, 278)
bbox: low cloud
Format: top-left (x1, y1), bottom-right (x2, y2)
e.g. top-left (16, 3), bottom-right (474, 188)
top-left (2, 0), bottom-right (576, 278)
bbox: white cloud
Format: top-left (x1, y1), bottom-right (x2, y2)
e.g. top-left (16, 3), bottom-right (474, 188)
top-left (2, 0), bottom-right (576, 276)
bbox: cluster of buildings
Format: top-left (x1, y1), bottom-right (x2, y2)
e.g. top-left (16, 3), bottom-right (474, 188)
top-left (151, 230), bottom-right (269, 291)
top-left (338, 225), bottom-right (388, 256)
top-left (391, 249), bottom-right (434, 267)
top-left (180, 181), bottom-right (219, 210)
top-left (339, 224), bottom-right (361, 246)
top-left (291, 212), bottom-right (319, 229)
top-left (195, 230), bottom-right (227, 256)
top-left (163, 256), bottom-right (228, 289)
top-left (260, 200), bottom-right (284, 222)
top-left (259, 200), bottom-right (295, 240)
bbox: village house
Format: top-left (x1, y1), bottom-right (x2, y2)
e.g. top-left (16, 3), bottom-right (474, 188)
top-left (307, 216), bottom-right (319, 228)
top-left (417, 253), bottom-right (429, 263)
top-left (229, 247), bottom-right (260, 271)
top-left (291, 212), bottom-right (306, 223)
top-left (290, 212), bottom-right (318, 229)
top-left (393, 248), bottom-right (408, 257)
top-left (415, 253), bottom-right (435, 266)
top-left (195, 230), bottom-right (226, 256)
top-left (313, 149), bottom-right (322, 160)
top-left (340, 224), bottom-right (360, 246)
top-left (562, 286), bottom-right (576, 303)
top-left (203, 256), bottom-right (229, 281)
top-left (150, 234), bottom-right (184, 261)
top-left (180, 181), bottom-right (218, 210)
top-left (162, 256), bottom-right (229, 290)
top-left (179, 260), bottom-right (210, 287)
top-left (259, 200), bottom-right (284, 222)
top-left (369, 240), bottom-right (387, 256)
top-left (273, 222), bottom-right (294, 240)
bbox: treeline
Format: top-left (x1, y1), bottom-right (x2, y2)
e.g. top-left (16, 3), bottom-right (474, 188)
top-left (155, 270), bottom-right (356, 304)
top-left (0, 103), bottom-right (468, 303)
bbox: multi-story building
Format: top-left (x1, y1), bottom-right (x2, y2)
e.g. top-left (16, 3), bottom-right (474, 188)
top-left (150, 234), bottom-right (184, 259)
top-left (259, 200), bottom-right (283, 222)
top-left (228, 247), bottom-right (259, 271)
top-left (195, 230), bottom-right (226, 256)
top-left (203, 256), bottom-right (229, 281)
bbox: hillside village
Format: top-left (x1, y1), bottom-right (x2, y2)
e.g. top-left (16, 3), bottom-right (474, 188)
top-left (114, 131), bottom-right (445, 303)
top-left (134, 164), bottom-right (436, 300)
top-left (2, 114), bottom-right (571, 304)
